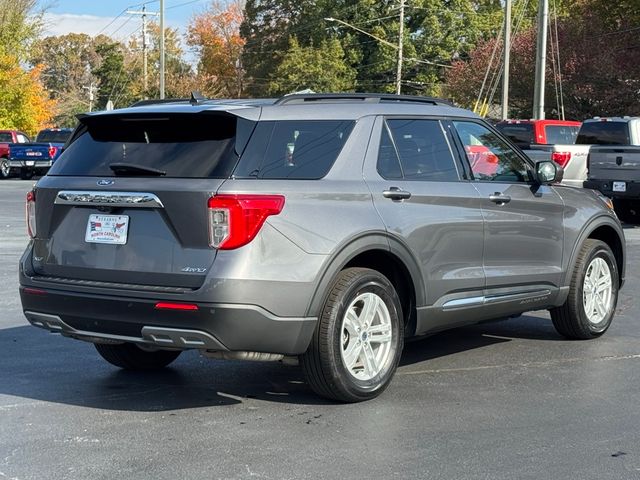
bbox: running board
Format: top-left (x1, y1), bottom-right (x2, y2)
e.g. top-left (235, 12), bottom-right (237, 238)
top-left (442, 289), bottom-right (552, 311)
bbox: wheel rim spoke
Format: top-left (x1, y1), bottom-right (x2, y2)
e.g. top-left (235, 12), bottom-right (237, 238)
top-left (361, 342), bottom-right (378, 378)
top-left (368, 323), bottom-right (392, 344)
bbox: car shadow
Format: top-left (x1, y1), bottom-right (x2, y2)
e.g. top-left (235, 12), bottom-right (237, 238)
top-left (0, 314), bottom-right (563, 411)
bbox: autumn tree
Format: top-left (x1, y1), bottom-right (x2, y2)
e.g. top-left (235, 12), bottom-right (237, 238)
top-left (187, 1), bottom-right (245, 98)
top-left (0, 0), bottom-right (54, 133)
top-left (0, 51), bottom-right (55, 135)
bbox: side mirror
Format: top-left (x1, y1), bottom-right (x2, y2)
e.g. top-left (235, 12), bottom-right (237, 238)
top-left (535, 160), bottom-right (563, 185)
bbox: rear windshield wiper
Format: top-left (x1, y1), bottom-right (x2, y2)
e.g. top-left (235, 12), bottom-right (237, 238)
top-left (109, 163), bottom-right (166, 176)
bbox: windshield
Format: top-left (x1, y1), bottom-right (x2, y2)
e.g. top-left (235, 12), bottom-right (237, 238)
top-left (576, 122), bottom-right (630, 145)
top-left (36, 130), bottom-right (72, 143)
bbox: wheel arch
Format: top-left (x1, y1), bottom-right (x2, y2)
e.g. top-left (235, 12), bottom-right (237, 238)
top-left (305, 232), bottom-right (425, 337)
top-left (565, 216), bottom-right (625, 289)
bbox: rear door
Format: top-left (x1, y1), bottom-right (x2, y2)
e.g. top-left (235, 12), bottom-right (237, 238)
top-left (450, 120), bottom-right (565, 310)
top-left (31, 111), bottom-right (252, 290)
top-left (364, 116), bottom-right (485, 329)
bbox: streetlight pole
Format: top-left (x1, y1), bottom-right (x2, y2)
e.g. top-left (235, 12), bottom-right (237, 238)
top-left (533, 0), bottom-right (549, 119)
top-left (501, 0), bottom-right (512, 120)
top-left (396, 0), bottom-right (405, 95)
top-left (159, 0), bottom-right (165, 99)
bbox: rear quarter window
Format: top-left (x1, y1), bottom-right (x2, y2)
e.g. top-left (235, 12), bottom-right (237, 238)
top-left (234, 120), bottom-right (355, 179)
top-left (36, 130), bottom-right (72, 143)
top-left (544, 125), bottom-right (579, 144)
top-left (48, 113), bottom-right (252, 178)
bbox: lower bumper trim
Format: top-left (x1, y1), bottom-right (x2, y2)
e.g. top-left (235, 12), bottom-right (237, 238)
top-left (24, 310), bottom-right (228, 351)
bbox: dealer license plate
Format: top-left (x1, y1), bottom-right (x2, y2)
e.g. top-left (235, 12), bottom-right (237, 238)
top-left (613, 181), bottom-right (626, 192)
top-left (85, 214), bottom-right (129, 244)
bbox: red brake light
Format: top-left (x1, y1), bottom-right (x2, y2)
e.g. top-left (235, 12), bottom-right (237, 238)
top-left (155, 302), bottom-right (199, 311)
top-left (26, 190), bottom-right (36, 238)
top-left (551, 151), bottom-right (571, 168)
top-left (207, 194), bottom-right (285, 250)
top-left (48, 146), bottom-right (58, 158)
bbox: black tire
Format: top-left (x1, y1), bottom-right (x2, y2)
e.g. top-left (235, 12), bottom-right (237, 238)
top-left (301, 267), bottom-right (404, 403)
top-left (20, 169), bottom-right (33, 180)
top-left (0, 157), bottom-right (11, 179)
top-left (94, 343), bottom-right (181, 370)
top-left (550, 239), bottom-right (618, 339)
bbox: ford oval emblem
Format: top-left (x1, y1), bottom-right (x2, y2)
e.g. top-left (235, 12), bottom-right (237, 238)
top-left (97, 179), bottom-right (114, 186)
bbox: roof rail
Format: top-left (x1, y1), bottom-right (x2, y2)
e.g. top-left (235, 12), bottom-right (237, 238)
top-left (274, 93), bottom-right (453, 106)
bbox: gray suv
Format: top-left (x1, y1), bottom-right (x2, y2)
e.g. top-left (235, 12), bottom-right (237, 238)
top-left (19, 93), bottom-right (625, 402)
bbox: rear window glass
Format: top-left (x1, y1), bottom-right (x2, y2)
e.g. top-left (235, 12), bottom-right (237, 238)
top-left (36, 130), bottom-right (72, 143)
top-left (234, 120), bottom-right (354, 179)
top-left (544, 125), bottom-right (579, 144)
top-left (576, 122), bottom-right (630, 145)
top-left (495, 123), bottom-right (534, 147)
top-left (48, 113), bottom-right (253, 178)
top-left (0, 133), bottom-right (12, 142)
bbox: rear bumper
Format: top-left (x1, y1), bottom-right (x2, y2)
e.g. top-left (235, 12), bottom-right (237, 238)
top-left (584, 179), bottom-right (640, 199)
top-left (9, 159), bottom-right (52, 168)
top-left (19, 285), bottom-right (317, 355)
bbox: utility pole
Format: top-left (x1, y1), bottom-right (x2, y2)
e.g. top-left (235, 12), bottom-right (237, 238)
top-left (396, 0), bottom-right (405, 95)
top-left (501, 0), bottom-right (512, 120)
top-left (159, 0), bottom-right (165, 99)
top-left (533, 0), bottom-right (549, 119)
top-left (82, 82), bottom-right (97, 112)
top-left (126, 6), bottom-right (160, 95)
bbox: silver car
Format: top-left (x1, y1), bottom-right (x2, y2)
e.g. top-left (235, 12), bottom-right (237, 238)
top-left (19, 93), bottom-right (625, 402)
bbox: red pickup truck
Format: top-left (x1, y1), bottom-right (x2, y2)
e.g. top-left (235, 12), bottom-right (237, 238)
top-left (0, 130), bottom-right (31, 179)
top-left (495, 119), bottom-right (582, 148)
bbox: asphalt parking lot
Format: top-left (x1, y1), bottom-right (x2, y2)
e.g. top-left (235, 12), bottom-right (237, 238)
top-left (2, 179), bottom-right (640, 480)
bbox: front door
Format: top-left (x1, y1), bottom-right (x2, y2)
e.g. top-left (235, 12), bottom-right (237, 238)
top-left (450, 120), bottom-right (565, 310)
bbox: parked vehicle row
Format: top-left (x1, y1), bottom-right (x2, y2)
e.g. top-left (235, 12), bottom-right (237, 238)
top-left (19, 93), bottom-right (625, 402)
top-left (0, 128), bottom-right (72, 179)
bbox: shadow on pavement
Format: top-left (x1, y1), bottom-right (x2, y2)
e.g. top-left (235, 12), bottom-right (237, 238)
top-left (0, 314), bottom-right (562, 411)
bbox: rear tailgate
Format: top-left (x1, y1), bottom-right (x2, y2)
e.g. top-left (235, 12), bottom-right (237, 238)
top-left (588, 147), bottom-right (640, 182)
top-left (29, 110), bottom-right (254, 290)
top-left (10, 143), bottom-right (54, 162)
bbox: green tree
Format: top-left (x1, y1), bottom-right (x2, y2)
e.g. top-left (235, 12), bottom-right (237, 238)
top-left (267, 37), bottom-right (356, 95)
top-left (0, 0), bottom-right (43, 59)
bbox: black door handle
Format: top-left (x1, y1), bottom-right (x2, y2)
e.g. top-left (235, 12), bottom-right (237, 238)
top-left (383, 187), bottom-right (412, 200)
top-left (489, 193), bottom-right (511, 204)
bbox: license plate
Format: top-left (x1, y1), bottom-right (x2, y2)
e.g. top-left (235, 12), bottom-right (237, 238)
top-left (25, 160), bottom-right (34, 166)
top-left (26, 151), bottom-right (42, 157)
top-left (613, 181), bottom-right (626, 192)
top-left (85, 214), bottom-right (129, 244)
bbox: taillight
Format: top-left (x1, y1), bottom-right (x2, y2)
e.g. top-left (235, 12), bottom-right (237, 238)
top-left (551, 151), bottom-right (571, 168)
top-left (26, 190), bottom-right (36, 238)
top-left (208, 194), bottom-right (285, 250)
top-left (48, 146), bottom-right (58, 159)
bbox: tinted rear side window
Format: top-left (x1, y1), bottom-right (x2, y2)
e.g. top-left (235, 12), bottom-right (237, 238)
top-left (544, 125), bottom-right (579, 144)
top-left (48, 113), bottom-right (252, 178)
top-left (0, 133), bottom-right (12, 142)
top-left (576, 122), bottom-right (630, 145)
top-left (234, 120), bottom-right (354, 179)
top-left (495, 123), bottom-right (534, 147)
top-left (36, 130), bottom-right (72, 143)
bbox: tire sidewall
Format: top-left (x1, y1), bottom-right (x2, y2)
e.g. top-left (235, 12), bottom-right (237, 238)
top-left (325, 271), bottom-right (404, 400)
top-left (576, 244), bottom-right (618, 335)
